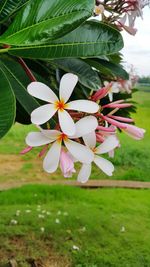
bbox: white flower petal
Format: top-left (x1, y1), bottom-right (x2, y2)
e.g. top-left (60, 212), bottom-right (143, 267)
top-left (42, 130), bottom-right (61, 140)
top-left (31, 104), bottom-right (57, 125)
top-left (94, 155), bottom-right (114, 176)
top-left (43, 141), bottom-right (61, 173)
top-left (27, 82), bottom-right (58, 103)
top-left (72, 116), bottom-right (98, 138)
top-left (83, 131), bottom-right (96, 149)
top-left (96, 136), bottom-right (119, 154)
top-left (77, 164), bottom-right (91, 183)
top-left (108, 92), bottom-right (113, 102)
top-left (58, 110), bottom-right (75, 136)
top-left (112, 86), bottom-right (120, 93)
top-left (66, 100), bottom-right (99, 113)
top-left (64, 139), bottom-right (94, 163)
top-left (59, 73), bottom-right (78, 103)
top-left (26, 132), bottom-right (51, 147)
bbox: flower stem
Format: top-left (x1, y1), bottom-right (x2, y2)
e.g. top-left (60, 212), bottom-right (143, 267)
top-left (18, 57), bottom-right (36, 82)
top-left (0, 48), bottom-right (9, 53)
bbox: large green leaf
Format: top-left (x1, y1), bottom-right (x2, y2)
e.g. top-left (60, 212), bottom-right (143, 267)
top-left (0, 65), bottom-right (16, 138)
top-left (0, 57), bottom-right (40, 114)
top-left (15, 100), bottom-right (31, 124)
top-left (0, 0), bottom-right (94, 46)
top-left (53, 58), bottom-right (101, 90)
top-left (0, 57), bottom-right (56, 127)
top-left (85, 57), bottom-right (129, 80)
top-left (0, 0), bottom-right (29, 23)
top-left (94, 58), bottom-right (129, 80)
top-left (8, 21), bottom-right (124, 59)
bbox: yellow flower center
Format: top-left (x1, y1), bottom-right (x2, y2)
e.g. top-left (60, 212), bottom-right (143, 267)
top-left (92, 147), bottom-right (97, 153)
top-left (57, 133), bottom-right (68, 143)
top-left (55, 100), bottom-right (68, 111)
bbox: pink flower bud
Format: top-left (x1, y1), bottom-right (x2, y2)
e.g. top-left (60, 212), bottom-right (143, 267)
top-left (20, 146), bottom-right (32, 155)
top-left (91, 88), bottom-right (108, 102)
top-left (101, 115), bottom-right (127, 129)
top-left (108, 115), bottom-right (134, 123)
top-left (91, 83), bottom-right (112, 102)
top-left (123, 124), bottom-right (146, 140)
top-left (39, 144), bottom-right (48, 158)
top-left (96, 133), bottom-right (105, 143)
top-left (60, 149), bottom-right (76, 178)
top-left (97, 125), bottom-right (116, 133)
top-left (102, 103), bottom-right (132, 109)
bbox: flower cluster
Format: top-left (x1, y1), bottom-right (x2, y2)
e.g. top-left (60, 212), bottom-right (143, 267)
top-left (23, 73), bottom-right (145, 183)
top-left (95, 0), bottom-right (150, 35)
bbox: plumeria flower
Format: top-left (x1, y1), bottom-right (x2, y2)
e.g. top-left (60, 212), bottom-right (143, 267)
top-left (120, 226), bottom-right (126, 233)
top-left (25, 209), bottom-right (31, 213)
top-left (15, 210), bottom-right (21, 216)
top-left (94, 4), bottom-right (104, 15)
top-left (38, 214), bottom-right (45, 219)
top-left (60, 149), bottom-right (76, 177)
top-left (26, 116), bottom-right (98, 174)
top-left (55, 218), bottom-right (60, 224)
top-left (63, 212), bottom-right (68, 216)
top-left (10, 219), bottom-right (18, 225)
top-left (27, 73), bottom-right (99, 135)
top-left (123, 124), bottom-right (146, 140)
top-left (72, 245), bottom-right (80, 251)
top-left (40, 227), bottom-right (45, 233)
top-left (104, 81), bottom-right (120, 102)
top-left (77, 133), bottom-right (119, 183)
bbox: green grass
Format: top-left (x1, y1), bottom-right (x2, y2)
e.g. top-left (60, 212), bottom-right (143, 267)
top-left (0, 185), bottom-right (150, 266)
top-left (0, 90), bottom-right (150, 183)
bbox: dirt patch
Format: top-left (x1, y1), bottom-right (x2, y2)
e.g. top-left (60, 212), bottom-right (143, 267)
top-left (0, 236), bottom-right (71, 267)
top-left (0, 155), bottom-right (23, 176)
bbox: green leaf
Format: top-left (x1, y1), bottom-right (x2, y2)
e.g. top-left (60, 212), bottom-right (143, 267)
top-left (8, 21), bottom-right (124, 59)
top-left (95, 58), bottom-right (129, 80)
top-left (85, 57), bottom-right (129, 80)
top-left (84, 58), bottom-right (114, 78)
top-left (0, 57), bottom-right (40, 114)
top-left (0, 56), bottom-right (56, 127)
top-left (0, 0), bottom-right (94, 46)
top-left (0, 65), bottom-right (16, 139)
top-left (15, 100), bottom-right (31, 124)
top-left (0, 0), bottom-right (29, 23)
top-left (53, 58), bottom-right (101, 90)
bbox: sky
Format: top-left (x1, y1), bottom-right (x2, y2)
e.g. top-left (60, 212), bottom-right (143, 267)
top-left (122, 7), bottom-right (150, 77)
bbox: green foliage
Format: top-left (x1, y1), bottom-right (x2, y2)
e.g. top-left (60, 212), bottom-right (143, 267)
top-left (0, 65), bottom-right (16, 138)
top-left (0, 0), bottom-right (29, 23)
top-left (7, 21), bottom-right (123, 60)
top-left (0, 0), bottom-right (94, 46)
top-left (53, 58), bottom-right (101, 90)
top-left (138, 76), bottom-right (150, 84)
top-left (0, 56), bottom-right (40, 114)
top-left (0, 0), bottom-right (131, 140)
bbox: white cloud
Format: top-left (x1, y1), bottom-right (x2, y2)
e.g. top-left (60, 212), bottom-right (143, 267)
top-left (122, 7), bottom-right (150, 76)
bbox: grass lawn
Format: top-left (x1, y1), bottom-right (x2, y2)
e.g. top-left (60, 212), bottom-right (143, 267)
top-left (0, 90), bottom-right (150, 184)
top-left (0, 185), bottom-right (150, 266)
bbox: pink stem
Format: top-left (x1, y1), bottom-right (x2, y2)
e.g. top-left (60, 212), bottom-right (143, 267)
top-left (18, 58), bottom-right (37, 82)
